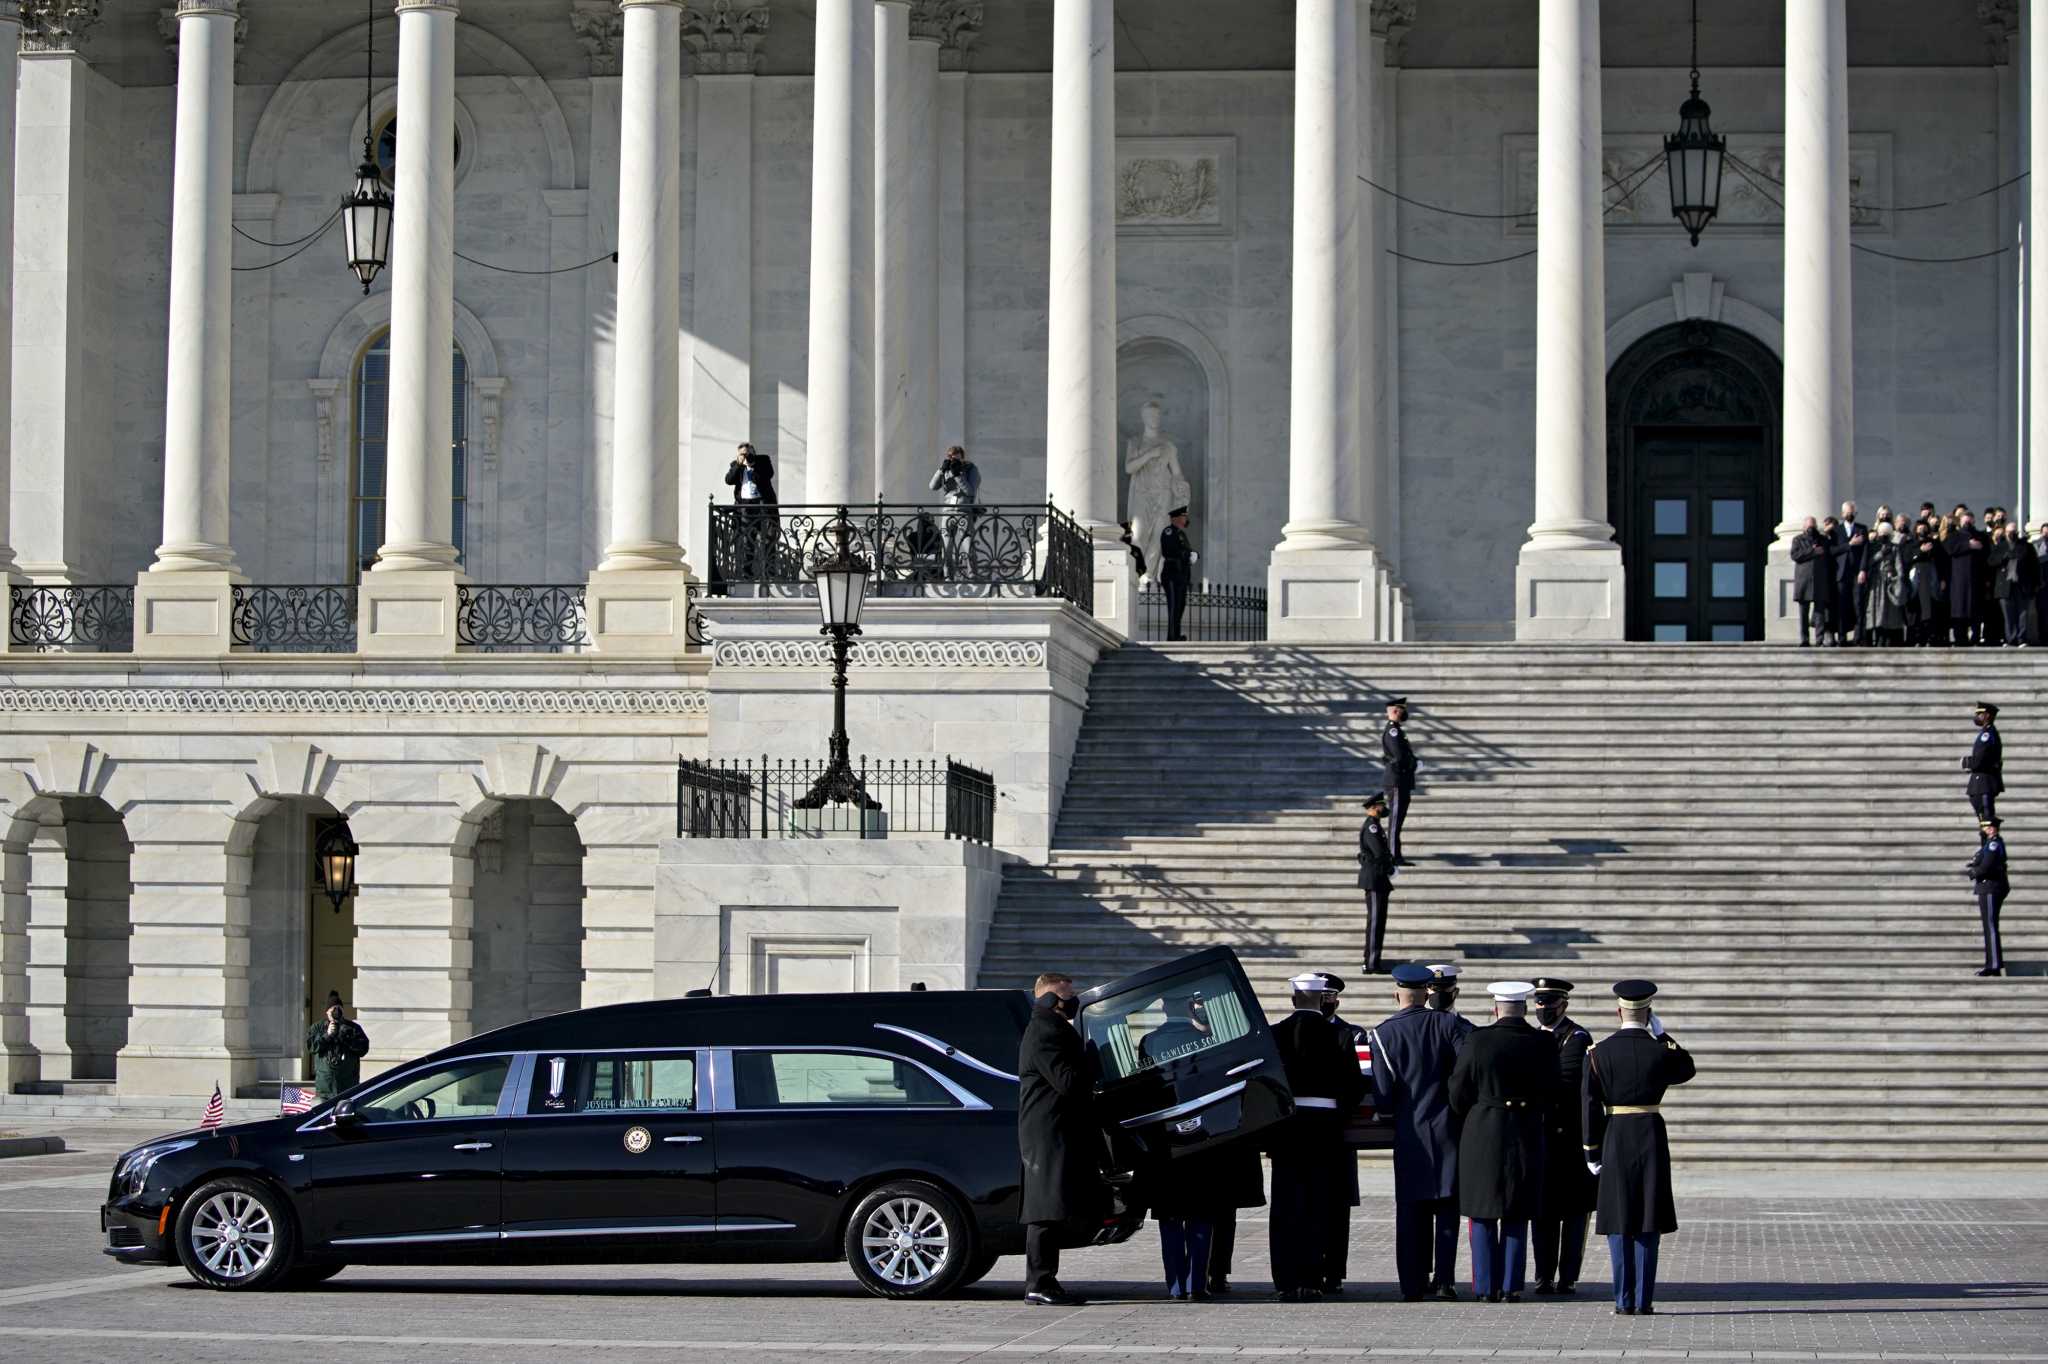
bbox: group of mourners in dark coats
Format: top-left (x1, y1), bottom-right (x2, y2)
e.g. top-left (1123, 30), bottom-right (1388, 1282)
top-left (1791, 501), bottom-right (2046, 647)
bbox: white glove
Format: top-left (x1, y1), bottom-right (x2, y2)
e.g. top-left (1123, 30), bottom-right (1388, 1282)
top-left (1586, 1161), bottom-right (1602, 1176)
top-left (1189, 551), bottom-right (1200, 564)
top-left (1649, 1013), bottom-right (1666, 1039)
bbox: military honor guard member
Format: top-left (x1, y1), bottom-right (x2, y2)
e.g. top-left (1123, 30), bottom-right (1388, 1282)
top-left (1968, 817), bottom-right (2011, 977)
top-left (1528, 978), bottom-right (1596, 1295)
top-left (1448, 981), bottom-right (1559, 1303)
top-left (1319, 974), bottom-right (1369, 1295)
top-left (1965, 702), bottom-right (2004, 824)
top-left (1370, 962), bottom-right (1474, 1301)
top-left (1267, 971), bottom-right (1367, 1301)
top-left (1159, 507), bottom-right (1196, 642)
top-left (1381, 699), bottom-right (1419, 864)
top-left (1357, 793), bottom-right (1397, 973)
top-left (1421, 962), bottom-right (1475, 1291)
top-left (1581, 980), bottom-right (1698, 1316)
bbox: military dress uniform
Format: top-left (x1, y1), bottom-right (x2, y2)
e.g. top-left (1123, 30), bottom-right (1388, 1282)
top-left (1369, 963), bottom-right (1473, 1300)
top-left (1267, 973), bottom-right (1367, 1300)
top-left (1357, 796), bottom-right (1397, 973)
top-left (1381, 702), bottom-right (1419, 863)
top-left (1422, 963), bottom-right (1475, 1291)
top-left (1965, 703), bottom-right (2003, 824)
top-left (1322, 978), bottom-right (1369, 1294)
top-left (1529, 978), bottom-right (1596, 1294)
top-left (1581, 980), bottom-right (1698, 1315)
top-left (1447, 982), bottom-right (1560, 1302)
top-left (1969, 821), bottom-right (2011, 976)
top-left (1160, 512), bottom-right (1194, 642)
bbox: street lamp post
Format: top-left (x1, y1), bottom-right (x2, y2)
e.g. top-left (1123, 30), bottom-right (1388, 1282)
top-left (795, 510), bottom-right (881, 812)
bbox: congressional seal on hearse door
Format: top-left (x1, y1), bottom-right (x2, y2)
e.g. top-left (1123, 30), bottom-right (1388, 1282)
top-left (97, 949), bottom-right (1290, 1299)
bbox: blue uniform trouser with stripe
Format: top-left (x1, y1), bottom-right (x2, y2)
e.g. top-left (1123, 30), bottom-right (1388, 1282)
top-left (1158, 1217), bottom-right (1213, 1298)
top-left (1979, 886), bottom-right (2007, 971)
top-left (1607, 1232), bottom-right (1661, 1311)
top-left (1467, 1218), bottom-right (1527, 1299)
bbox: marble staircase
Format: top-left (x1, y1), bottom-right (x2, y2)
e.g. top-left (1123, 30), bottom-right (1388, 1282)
top-left (980, 644), bottom-right (2048, 1163)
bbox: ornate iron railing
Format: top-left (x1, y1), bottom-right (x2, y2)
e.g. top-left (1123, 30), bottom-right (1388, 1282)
top-left (456, 584), bottom-right (590, 653)
top-left (1136, 581), bottom-right (1269, 643)
top-left (686, 581), bottom-right (711, 647)
top-left (705, 502), bottom-right (1094, 612)
top-left (230, 585), bottom-right (357, 653)
top-left (8, 584), bottom-right (134, 652)
top-left (677, 755), bottom-right (997, 843)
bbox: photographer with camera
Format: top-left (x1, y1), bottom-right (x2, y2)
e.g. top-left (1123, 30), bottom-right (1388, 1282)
top-left (307, 991), bottom-right (370, 1099)
top-left (928, 445), bottom-right (981, 508)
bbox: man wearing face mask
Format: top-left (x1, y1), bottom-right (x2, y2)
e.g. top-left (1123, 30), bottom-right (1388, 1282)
top-left (1267, 972), bottom-right (1366, 1302)
top-left (1318, 975), bottom-right (1368, 1296)
top-left (1369, 963), bottom-right (1470, 1301)
top-left (1018, 970), bottom-right (1101, 1306)
top-left (1528, 979), bottom-right (1596, 1296)
top-left (1965, 701), bottom-right (2003, 825)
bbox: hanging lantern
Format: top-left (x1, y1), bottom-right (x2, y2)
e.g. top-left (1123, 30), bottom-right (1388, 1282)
top-left (315, 819), bottom-right (359, 913)
top-left (342, 0), bottom-right (391, 291)
top-left (1663, 0), bottom-right (1725, 247)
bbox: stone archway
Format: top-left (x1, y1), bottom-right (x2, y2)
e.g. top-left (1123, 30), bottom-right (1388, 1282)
top-left (1116, 315), bottom-right (1233, 580)
top-left (1607, 322), bottom-right (1784, 642)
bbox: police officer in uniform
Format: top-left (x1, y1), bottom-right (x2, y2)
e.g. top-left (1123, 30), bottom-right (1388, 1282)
top-left (1448, 981), bottom-right (1559, 1303)
top-left (1369, 962), bottom-right (1471, 1301)
top-left (1357, 792), bottom-right (1397, 973)
top-left (1968, 817), bottom-right (2010, 977)
top-left (1528, 978), bottom-right (1596, 1295)
top-left (1965, 702), bottom-right (2004, 824)
top-left (1160, 507), bottom-right (1195, 641)
top-left (1267, 971), bottom-right (1365, 1301)
top-left (1381, 699), bottom-right (1419, 864)
top-left (1582, 980), bottom-right (1697, 1316)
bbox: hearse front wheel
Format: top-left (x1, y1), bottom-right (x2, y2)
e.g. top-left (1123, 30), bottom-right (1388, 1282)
top-left (844, 1180), bottom-right (973, 1300)
top-left (174, 1176), bottom-right (298, 1291)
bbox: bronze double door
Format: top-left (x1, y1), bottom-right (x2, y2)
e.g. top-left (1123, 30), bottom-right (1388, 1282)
top-left (1625, 426), bottom-right (1770, 643)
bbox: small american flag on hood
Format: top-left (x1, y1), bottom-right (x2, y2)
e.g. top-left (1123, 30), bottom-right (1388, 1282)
top-left (280, 1082), bottom-right (317, 1116)
top-left (199, 1083), bottom-right (225, 1130)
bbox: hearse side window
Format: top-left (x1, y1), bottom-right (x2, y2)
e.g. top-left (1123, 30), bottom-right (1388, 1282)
top-left (731, 1051), bottom-right (956, 1109)
top-left (1079, 965), bottom-right (1255, 1082)
top-left (355, 1057), bottom-right (510, 1124)
top-left (531, 1053), bottom-right (696, 1114)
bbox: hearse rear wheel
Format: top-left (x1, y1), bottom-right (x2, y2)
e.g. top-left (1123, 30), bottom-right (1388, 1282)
top-left (844, 1180), bottom-right (972, 1300)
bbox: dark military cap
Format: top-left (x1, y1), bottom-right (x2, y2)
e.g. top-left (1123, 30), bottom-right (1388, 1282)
top-left (1530, 977), bottom-right (1574, 998)
top-left (1612, 979), bottom-right (1658, 1006)
top-left (1386, 696), bottom-right (1409, 707)
top-left (1390, 963), bottom-right (1434, 987)
top-left (1982, 816), bottom-right (2002, 829)
top-left (1975, 700), bottom-right (2000, 717)
top-left (1321, 971), bottom-right (1349, 994)
top-left (1168, 505), bottom-right (1189, 517)
top-left (1362, 791), bottom-right (1389, 809)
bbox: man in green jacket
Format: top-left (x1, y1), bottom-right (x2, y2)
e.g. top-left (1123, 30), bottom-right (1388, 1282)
top-left (307, 992), bottom-right (370, 1098)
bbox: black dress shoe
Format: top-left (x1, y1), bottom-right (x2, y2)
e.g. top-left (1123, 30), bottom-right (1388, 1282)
top-left (1504, 1292), bottom-right (1521, 1303)
top-left (1189, 1291), bottom-right (1212, 1303)
top-left (1437, 1284), bottom-right (1459, 1301)
top-left (1533, 1280), bottom-right (1556, 1296)
top-left (1168, 1291), bottom-right (1187, 1302)
top-left (1637, 1306), bottom-right (1656, 1315)
top-left (1976, 967), bottom-right (2003, 977)
top-left (1483, 1292), bottom-right (1502, 1304)
top-left (1556, 1282), bottom-right (1578, 1295)
top-left (1614, 1306), bottom-right (1634, 1316)
top-left (1025, 1290), bottom-right (1087, 1306)
top-left (1401, 1293), bottom-right (1425, 1303)
top-left (1210, 1276), bottom-right (1231, 1295)
top-left (1274, 1289), bottom-right (1304, 1303)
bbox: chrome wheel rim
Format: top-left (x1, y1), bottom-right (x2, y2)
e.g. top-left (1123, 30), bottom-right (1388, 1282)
top-left (859, 1196), bottom-right (951, 1287)
top-left (189, 1191), bottom-right (277, 1281)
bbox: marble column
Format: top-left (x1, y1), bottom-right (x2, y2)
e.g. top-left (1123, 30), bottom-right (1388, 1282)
top-left (588, 0), bottom-right (696, 652)
top-left (1270, 0), bottom-right (1391, 641)
top-left (1514, 0), bottom-right (1624, 641)
top-left (135, 0), bottom-right (244, 655)
top-left (805, 0), bottom-right (877, 505)
top-left (2029, 1), bottom-right (2048, 527)
top-left (0, 2), bottom-right (22, 593)
top-left (361, 0), bottom-right (463, 653)
top-left (1044, 0), bottom-right (1130, 632)
top-left (875, 1), bottom-right (941, 501)
top-left (1767, 0), bottom-right (1852, 640)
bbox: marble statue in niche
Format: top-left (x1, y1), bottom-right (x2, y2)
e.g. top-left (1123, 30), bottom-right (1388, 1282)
top-left (1125, 399), bottom-right (1191, 584)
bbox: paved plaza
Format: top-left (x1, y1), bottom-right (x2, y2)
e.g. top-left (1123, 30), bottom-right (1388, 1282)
top-left (2, 1123), bottom-right (2044, 1363)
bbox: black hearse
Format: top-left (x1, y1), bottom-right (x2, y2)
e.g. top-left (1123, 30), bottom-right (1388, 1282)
top-left (100, 947), bottom-right (1293, 1298)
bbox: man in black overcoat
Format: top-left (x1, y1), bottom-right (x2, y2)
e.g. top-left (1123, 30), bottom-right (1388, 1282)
top-left (1528, 978), bottom-right (1596, 1295)
top-left (1447, 981), bottom-right (1559, 1303)
top-left (1369, 963), bottom-right (1471, 1301)
top-left (1832, 502), bottom-right (1868, 645)
top-left (1357, 792), bottom-right (1396, 973)
top-left (1945, 511), bottom-right (1988, 645)
top-left (1581, 980), bottom-right (1698, 1316)
top-left (723, 441), bottom-right (780, 579)
top-left (1318, 975), bottom-right (1370, 1295)
top-left (1381, 699), bottom-right (1418, 862)
top-left (1788, 516), bottom-right (1832, 646)
top-left (1017, 970), bottom-right (1103, 1305)
top-left (1965, 701), bottom-right (2004, 825)
top-left (1267, 971), bottom-right (1366, 1301)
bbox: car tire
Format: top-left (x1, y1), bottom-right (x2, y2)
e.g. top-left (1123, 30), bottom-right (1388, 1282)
top-left (282, 1261), bottom-right (345, 1289)
top-left (843, 1180), bottom-right (973, 1300)
top-left (174, 1176), bottom-right (298, 1292)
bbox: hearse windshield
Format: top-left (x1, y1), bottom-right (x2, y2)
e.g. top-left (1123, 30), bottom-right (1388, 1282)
top-left (1079, 962), bottom-right (1256, 1081)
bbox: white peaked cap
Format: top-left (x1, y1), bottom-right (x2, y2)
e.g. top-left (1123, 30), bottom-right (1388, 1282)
top-left (1289, 972), bottom-right (1339, 993)
top-left (1487, 980), bottom-right (1536, 1003)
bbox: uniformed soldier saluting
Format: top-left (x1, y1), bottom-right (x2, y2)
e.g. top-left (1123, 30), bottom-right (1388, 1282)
top-left (1447, 981), bottom-right (1559, 1304)
top-left (1357, 792), bottom-right (1397, 974)
top-left (1267, 971), bottom-right (1366, 1302)
top-left (1581, 980), bottom-right (1697, 1316)
top-left (1369, 962), bottom-right (1472, 1301)
top-left (1968, 816), bottom-right (2010, 977)
top-left (1528, 978), bottom-right (1596, 1296)
top-left (1381, 698), bottom-right (1419, 864)
top-left (1159, 507), bottom-right (1195, 641)
top-left (1965, 701), bottom-right (2003, 825)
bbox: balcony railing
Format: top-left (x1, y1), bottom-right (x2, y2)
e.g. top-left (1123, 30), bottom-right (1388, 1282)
top-left (676, 755), bottom-right (997, 843)
top-left (8, 585), bottom-right (135, 652)
top-left (231, 585), bottom-right (357, 653)
top-left (705, 502), bottom-right (1094, 613)
top-left (456, 584), bottom-right (590, 653)
top-left (1136, 581), bottom-right (1269, 643)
